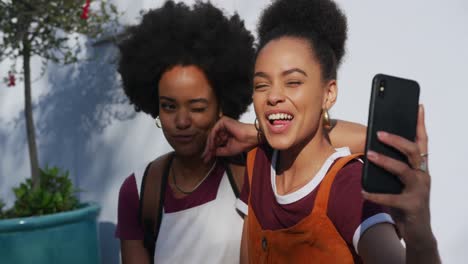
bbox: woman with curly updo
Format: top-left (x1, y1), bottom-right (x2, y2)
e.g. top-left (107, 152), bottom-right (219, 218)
top-left (115, 1), bottom-right (368, 263)
top-left (205, 0), bottom-right (441, 263)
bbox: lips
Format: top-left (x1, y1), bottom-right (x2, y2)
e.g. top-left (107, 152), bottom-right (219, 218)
top-left (264, 110), bottom-right (294, 134)
top-left (172, 134), bottom-right (195, 143)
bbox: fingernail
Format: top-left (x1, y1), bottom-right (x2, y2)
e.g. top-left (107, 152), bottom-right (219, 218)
top-left (367, 150), bottom-right (378, 160)
top-left (419, 104), bottom-right (424, 113)
top-left (377, 131), bottom-right (388, 139)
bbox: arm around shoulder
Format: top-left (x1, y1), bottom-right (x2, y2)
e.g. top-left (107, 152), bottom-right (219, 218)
top-left (328, 119), bottom-right (366, 153)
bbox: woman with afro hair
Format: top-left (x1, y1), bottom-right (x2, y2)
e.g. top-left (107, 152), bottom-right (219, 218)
top-left (204, 0), bottom-right (441, 263)
top-left (115, 1), bottom-right (369, 263)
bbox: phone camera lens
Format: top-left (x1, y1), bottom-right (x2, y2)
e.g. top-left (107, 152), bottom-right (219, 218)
top-left (378, 80), bottom-right (386, 97)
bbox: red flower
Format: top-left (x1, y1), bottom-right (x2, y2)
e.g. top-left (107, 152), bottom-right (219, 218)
top-left (81, 0), bottom-right (91, 20)
top-left (7, 72), bottom-right (15, 87)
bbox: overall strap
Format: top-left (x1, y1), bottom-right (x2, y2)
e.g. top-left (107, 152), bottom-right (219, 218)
top-left (313, 153), bottom-right (363, 214)
top-left (139, 153), bottom-right (174, 263)
top-left (246, 148), bottom-right (258, 187)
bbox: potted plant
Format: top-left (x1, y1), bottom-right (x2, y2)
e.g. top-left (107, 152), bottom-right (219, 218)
top-left (0, 1), bottom-right (119, 263)
top-left (0, 166), bottom-right (102, 263)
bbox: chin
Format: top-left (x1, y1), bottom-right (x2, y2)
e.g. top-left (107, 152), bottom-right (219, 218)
top-left (265, 134), bottom-right (295, 151)
top-left (170, 143), bottom-right (202, 157)
top-left (175, 148), bottom-right (202, 158)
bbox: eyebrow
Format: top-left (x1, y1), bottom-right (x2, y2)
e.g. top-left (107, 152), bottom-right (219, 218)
top-left (159, 96), bottom-right (209, 104)
top-left (188, 98), bottom-right (209, 104)
top-left (254, 68), bottom-right (308, 79)
top-left (254, 71), bottom-right (270, 79)
top-left (159, 96), bottom-right (175, 102)
top-left (283, 68), bottom-right (307, 77)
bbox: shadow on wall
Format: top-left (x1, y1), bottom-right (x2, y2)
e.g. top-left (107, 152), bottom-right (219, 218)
top-left (32, 41), bottom-right (135, 201)
top-left (0, 40), bottom-right (131, 261)
top-left (1, 41), bottom-right (136, 261)
top-left (99, 221), bottom-right (120, 264)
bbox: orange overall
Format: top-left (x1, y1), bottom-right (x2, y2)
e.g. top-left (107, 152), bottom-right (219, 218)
top-left (246, 149), bottom-right (362, 264)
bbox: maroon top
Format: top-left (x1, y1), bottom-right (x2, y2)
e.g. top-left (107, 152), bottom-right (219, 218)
top-left (238, 145), bottom-right (392, 262)
top-left (115, 162), bottom-right (226, 239)
top-left (115, 175), bottom-right (144, 239)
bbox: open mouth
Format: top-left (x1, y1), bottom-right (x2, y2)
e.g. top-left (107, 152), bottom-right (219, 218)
top-left (267, 112), bottom-right (294, 126)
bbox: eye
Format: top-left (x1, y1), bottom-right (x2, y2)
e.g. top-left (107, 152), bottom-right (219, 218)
top-left (286, 80), bottom-right (302, 87)
top-left (161, 103), bottom-right (176, 111)
top-left (254, 83), bottom-right (269, 91)
top-left (192, 107), bottom-right (206, 113)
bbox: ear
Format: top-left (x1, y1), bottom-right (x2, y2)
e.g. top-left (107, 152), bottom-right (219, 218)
top-left (322, 80), bottom-right (338, 109)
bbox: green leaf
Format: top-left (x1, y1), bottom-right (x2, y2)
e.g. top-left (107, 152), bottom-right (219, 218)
top-left (53, 192), bottom-right (63, 205)
top-left (41, 191), bottom-right (53, 208)
top-left (13, 185), bottom-right (26, 199)
top-left (4, 165), bottom-right (81, 218)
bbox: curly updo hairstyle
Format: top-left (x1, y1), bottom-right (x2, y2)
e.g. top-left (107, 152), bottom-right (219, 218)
top-left (118, 1), bottom-right (255, 119)
top-left (257, 0), bottom-right (348, 81)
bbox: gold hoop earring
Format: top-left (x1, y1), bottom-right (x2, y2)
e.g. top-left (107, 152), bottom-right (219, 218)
top-left (254, 117), bottom-right (262, 133)
top-left (155, 116), bottom-right (162, 128)
top-left (323, 109), bottom-right (332, 130)
top-left (254, 117), bottom-right (264, 144)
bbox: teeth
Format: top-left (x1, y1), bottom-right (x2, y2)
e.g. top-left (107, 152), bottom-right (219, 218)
top-left (267, 113), bottom-right (293, 120)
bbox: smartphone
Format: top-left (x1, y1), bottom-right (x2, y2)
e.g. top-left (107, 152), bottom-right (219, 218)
top-left (362, 74), bottom-right (420, 194)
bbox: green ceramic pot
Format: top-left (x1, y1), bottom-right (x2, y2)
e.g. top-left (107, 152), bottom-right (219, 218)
top-left (0, 203), bottom-right (101, 264)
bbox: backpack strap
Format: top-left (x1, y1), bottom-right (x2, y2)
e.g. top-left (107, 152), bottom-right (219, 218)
top-left (138, 153), bottom-right (174, 263)
top-left (138, 162), bottom-right (156, 262)
top-left (225, 163), bottom-right (240, 198)
top-left (218, 158), bottom-right (246, 198)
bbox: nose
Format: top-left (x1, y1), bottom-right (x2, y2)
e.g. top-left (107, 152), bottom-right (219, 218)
top-left (175, 109), bottom-right (191, 130)
top-left (267, 84), bottom-right (286, 106)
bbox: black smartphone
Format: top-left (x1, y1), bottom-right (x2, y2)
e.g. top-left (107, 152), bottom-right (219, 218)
top-left (362, 74), bottom-right (420, 194)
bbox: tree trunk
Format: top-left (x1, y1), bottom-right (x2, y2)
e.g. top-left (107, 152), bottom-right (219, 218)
top-left (22, 36), bottom-right (40, 190)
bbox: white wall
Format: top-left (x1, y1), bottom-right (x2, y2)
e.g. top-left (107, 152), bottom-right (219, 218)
top-left (1, 0), bottom-right (466, 262)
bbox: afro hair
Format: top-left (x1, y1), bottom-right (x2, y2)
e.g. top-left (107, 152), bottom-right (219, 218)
top-left (257, 0), bottom-right (348, 80)
top-left (118, 1), bottom-right (255, 119)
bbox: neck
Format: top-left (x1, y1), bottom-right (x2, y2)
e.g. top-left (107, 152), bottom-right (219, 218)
top-left (172, 153), bottom-right (216, 182)
top-left (174, 153), bottom-right (205, 168)
top-left (276, 128), bottom-right (335, 195)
